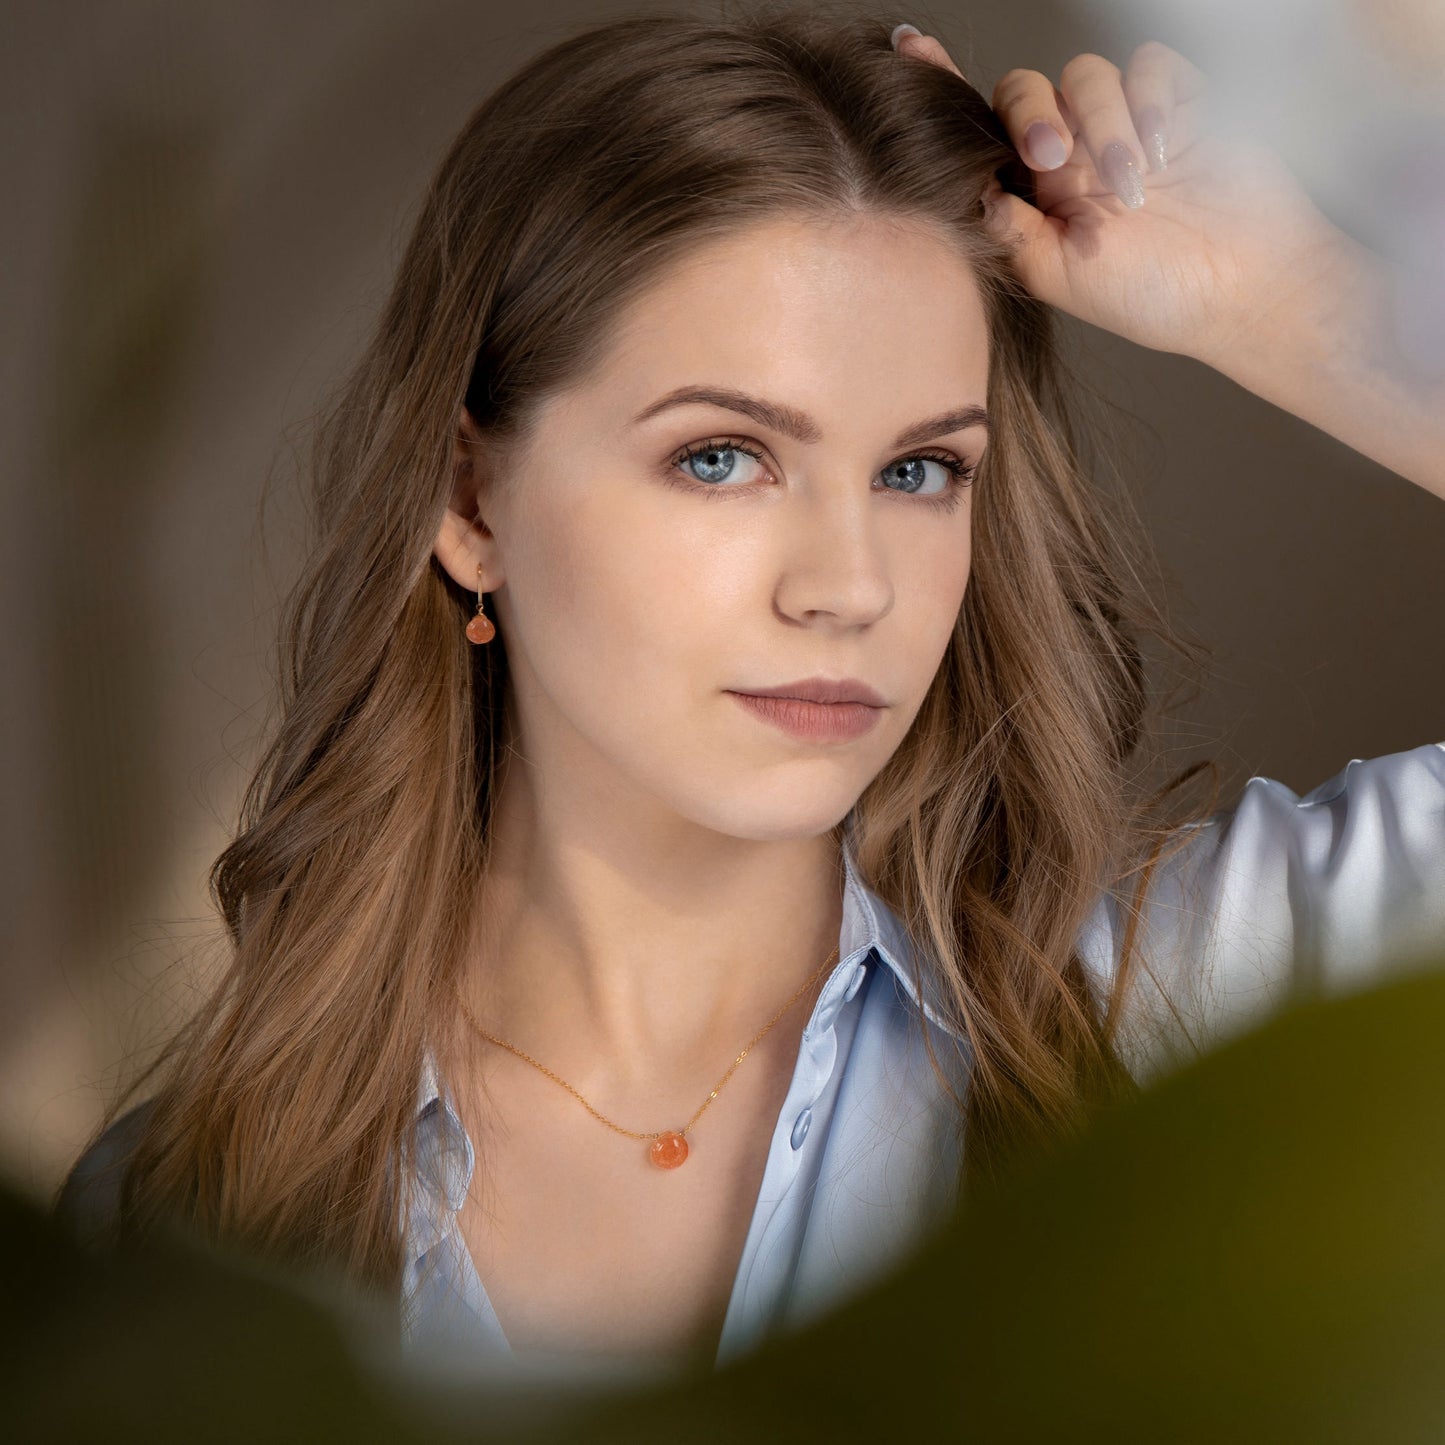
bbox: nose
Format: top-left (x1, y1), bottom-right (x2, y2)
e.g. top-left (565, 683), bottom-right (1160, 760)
top-left (772, 483), bottom-right (894, 629)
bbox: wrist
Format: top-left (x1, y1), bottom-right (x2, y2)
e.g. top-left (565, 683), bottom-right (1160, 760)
top-left (1191, 231), bottom-right (1445, 496)
top-left (1193, 228), bottom-right (1389, 390)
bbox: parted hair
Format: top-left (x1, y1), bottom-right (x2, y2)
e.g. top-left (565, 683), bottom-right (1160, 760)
top-left (77, 1), bottom-right (1211, 1303)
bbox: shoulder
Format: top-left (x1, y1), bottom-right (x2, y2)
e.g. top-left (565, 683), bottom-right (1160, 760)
top-left (1149, 738), bottom-right (1444, 930)
top-left (55, 1099), bottom-right (156, 1245)
top-left (1218, 738), bottom-right (1445, 836)
top-left (1082, 741), bottom-right (1445, 1076)
top-left (1187, 740), bottom-right (1445, 920)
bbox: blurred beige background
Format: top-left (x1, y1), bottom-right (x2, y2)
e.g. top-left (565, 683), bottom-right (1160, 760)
top-left (4, 0), bottom-right (1443, 1200)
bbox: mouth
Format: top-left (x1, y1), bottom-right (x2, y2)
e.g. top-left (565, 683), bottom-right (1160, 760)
top-left (726, 687), bottom-right (885, 743)
top-left (730, 677), bottom-right (887, 707)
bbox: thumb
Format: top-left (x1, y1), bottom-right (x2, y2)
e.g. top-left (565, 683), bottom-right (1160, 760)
top-left (983, 188), bottom-right (1064, 306)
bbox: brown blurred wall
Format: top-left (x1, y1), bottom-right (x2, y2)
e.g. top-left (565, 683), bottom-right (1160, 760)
top-left (3, 0), bottom-right (1443, 1197)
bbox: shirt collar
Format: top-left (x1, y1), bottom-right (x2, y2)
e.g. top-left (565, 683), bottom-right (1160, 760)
top-left (407, 830), bottom-right (966, 1251)
top-left (417, 832), bottom-right (962, 1107)
top-left (837, 820), bottom-right (964, 1043)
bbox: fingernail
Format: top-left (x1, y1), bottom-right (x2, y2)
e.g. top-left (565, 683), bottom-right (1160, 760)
top-left (1138, 105), bottom-right (1168, 172)
top-left (890, 22), bottom-right (922, 49)
top-left (1101, 142), bottom-right (1146, 209)
top-left (1024, 121), bottom-right (1067, 171)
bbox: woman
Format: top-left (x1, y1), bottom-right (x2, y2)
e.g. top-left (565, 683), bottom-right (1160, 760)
top-left (59, 2), bottom-right (1445, 1396)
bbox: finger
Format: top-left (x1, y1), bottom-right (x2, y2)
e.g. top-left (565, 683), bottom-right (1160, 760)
top-left (991, 67), bottom-right (1080, 173)
top-left (981, 177), bottom-right (1070, 310)
top-left (1121, 39), bottom-right (1210, 173)
top-left (893, 29), bottom-right (966, 81)
top-left (1057, 51), bottom-right (1151, 210)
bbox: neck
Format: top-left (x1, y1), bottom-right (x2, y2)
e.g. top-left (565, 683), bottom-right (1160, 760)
top-left (457, 776), bottom-right (847, 1098)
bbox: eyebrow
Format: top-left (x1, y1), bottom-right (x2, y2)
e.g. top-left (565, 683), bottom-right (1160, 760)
top-left (630, 385), bottom-right (991, 449)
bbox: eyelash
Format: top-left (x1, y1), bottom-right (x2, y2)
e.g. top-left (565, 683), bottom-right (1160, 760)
top-left (664, 436), bottom-right (977, 513)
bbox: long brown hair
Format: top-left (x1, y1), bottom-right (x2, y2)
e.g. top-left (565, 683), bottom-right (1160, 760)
top-left (83, 1), bottom-right (1214, 1302)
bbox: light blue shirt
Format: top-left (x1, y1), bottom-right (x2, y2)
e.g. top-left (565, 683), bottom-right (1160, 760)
top-left (399, 818), bottom-right (974, 1398)
top-left (397, 741), bottom-right (1445, 1400)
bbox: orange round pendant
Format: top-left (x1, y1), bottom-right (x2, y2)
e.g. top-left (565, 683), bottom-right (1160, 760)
top-left (649, 1131), bottom-right (689, 1169)
top-left (466, 613), bottom-right (496, 644)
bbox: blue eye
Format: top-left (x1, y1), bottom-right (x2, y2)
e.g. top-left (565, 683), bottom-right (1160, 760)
top-left (880, 455), bottom-right (961, 498)
top-left (667, 436), bottom-right (976, 513)
top-left (677, 440), bottom-right (768, 487)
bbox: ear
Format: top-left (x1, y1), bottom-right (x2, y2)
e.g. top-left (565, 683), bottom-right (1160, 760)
top-left (433, 405), bottom-right (504, 593)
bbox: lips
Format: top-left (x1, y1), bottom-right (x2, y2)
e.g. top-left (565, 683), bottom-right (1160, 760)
top-left (728, 690), bottom-right (883, 742)
top-left (731, 677), bottom-right (886, 707)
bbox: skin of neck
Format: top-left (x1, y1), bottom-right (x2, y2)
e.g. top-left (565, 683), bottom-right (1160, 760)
top-left (462, 717), bottom-right (847, 1099)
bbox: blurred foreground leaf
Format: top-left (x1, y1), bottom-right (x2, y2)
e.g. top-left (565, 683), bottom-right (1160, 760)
top-left (10, 952), bottom-right (1445, 1442)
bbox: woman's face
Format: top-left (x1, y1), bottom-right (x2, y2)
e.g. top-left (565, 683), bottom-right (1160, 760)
top-left (438, 211), bottom-right (991, 843)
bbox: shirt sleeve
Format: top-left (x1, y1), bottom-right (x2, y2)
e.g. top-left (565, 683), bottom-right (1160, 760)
top-left (1078, 741), bottom-right (1445, 1083)
top-left (54, 1100), bottom-right (153, 1246)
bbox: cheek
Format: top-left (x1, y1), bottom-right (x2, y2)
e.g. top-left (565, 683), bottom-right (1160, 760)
top-left (914, 511), bottom-right (973, 607)
top-left (508, 484), bottom-right (715, 691)
top-left (902, 518), bottom-right (973, 677)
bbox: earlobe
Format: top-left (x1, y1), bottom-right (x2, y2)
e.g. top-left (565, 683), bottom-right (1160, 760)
top-left (433, 504), bottom-right (499, 594)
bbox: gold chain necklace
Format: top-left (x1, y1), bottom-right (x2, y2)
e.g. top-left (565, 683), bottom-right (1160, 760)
top-left (455, 944), bottom-right (841, 1170)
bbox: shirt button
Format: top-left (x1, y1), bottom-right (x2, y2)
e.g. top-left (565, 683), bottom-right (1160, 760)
top-left (789, 1107), bottom-right (812, 1150)
top-left (841, 960), bottom-right (867, 1002)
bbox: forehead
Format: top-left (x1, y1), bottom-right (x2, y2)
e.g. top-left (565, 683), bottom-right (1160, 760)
top-left (576, 212), bottom-right (991, 428)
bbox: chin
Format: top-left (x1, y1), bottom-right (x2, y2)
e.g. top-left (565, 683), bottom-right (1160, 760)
top-left (672, 780), bottom-right (865, 845)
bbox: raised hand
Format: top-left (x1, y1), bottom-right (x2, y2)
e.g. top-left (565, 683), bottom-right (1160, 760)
top-left (891, 27), bottom-right (1352, 370)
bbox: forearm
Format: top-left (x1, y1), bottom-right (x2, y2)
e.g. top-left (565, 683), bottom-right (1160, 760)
top-left (1195, 232), bottom-right (1445, 502)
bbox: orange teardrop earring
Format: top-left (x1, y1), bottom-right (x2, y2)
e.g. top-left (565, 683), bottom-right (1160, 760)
top-left (465, 564), bottom-right (495, 645)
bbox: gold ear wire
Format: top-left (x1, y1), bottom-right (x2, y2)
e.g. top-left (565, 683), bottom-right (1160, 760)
top-left (465, 562), bottom-right (495, 645)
